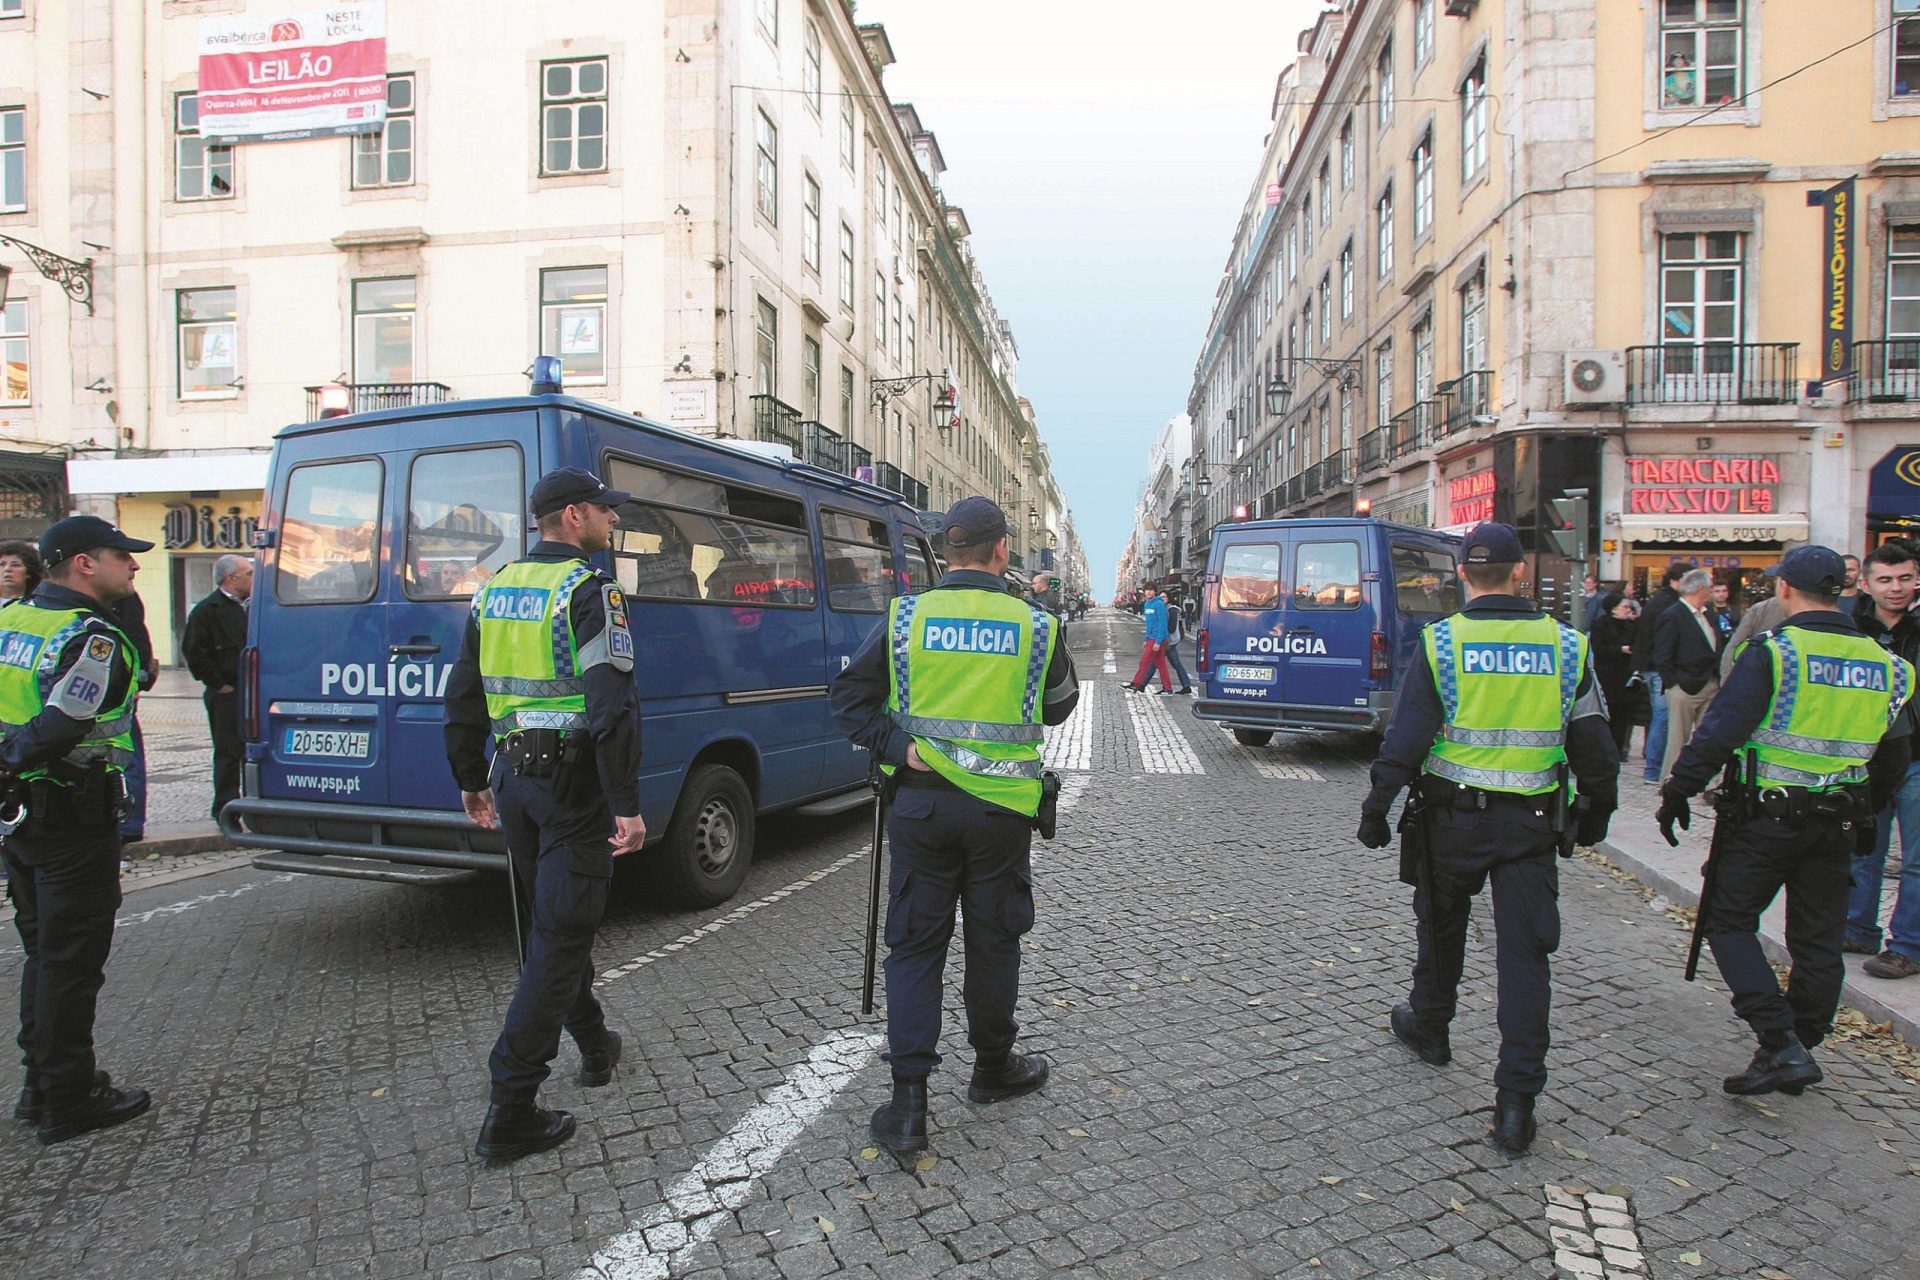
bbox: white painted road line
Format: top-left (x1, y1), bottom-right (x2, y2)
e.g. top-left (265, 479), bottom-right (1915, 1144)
top-left (0, 874), bottom-right (296, 954)
top-left (1044, 692), bottom-right (1096, 772)
top-left (1124, 689), bottom-right (1205, 775)
top-left (573, 1028), bottom-right (885, 1280)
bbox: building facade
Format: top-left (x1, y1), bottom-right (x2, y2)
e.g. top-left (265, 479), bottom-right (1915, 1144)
top-left (1172, 0), bottom-right (1920, 620)
top-left (0, 0), bottom-right (1069, 659)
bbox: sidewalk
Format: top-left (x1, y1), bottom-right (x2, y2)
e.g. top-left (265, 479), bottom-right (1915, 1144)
top-left (125, 668), bottom-right (234, 857)
top-left (1599, 786), bottom-right (1920, 1045)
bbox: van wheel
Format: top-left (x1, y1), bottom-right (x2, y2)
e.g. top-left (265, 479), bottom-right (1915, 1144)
top-left (658, 765), bottom-right (755, 908)
top-left (1232, 728), bottom-right (1274, 748)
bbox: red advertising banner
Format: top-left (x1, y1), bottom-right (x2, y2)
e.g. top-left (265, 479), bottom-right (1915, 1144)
top-left (198, 3), bottom-right (387, 143)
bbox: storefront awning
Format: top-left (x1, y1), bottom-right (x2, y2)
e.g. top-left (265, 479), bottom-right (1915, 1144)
top-left (1616, 514), bottom-right (1809, 544)
top-left (67, 452), bottom-right (269, 496)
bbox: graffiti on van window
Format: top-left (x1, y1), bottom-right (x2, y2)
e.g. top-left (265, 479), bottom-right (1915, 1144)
top-left (164, 503), bottom-right (258, 551)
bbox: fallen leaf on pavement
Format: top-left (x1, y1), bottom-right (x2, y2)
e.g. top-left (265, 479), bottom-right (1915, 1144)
top-left (1067, 1128), bottom-right (1089, 1137)
top-left (914, 1155), bottom-right (937, 1173)
top-left (1665, 1176), bottom-right (1691, 1187)
top-left (816, 1216), bottom-right (834, 1236)
top-left (1758, 1269), bottom-right (1794, 1279)
top-left (1319, 1175), bottom-right (1343, 1185)
top-left (370, 1088), bottom-right (387, 1098)
top-left (1449, 1198), bottom-right (1467, 1213)
top-left (1051, 997), bottom-right (1076, 1008)
top-left (1679, 1250), bottom-right (1704, 1267)
top-left (860, 1147), bottom-right (879, 1161)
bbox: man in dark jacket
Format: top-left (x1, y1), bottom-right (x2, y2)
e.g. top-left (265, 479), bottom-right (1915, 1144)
top-left (1633, 561), bottom-right (1694, 785)
top-left (1851, 541), bottom-right (1920, 979)
top-left (1652, 568), bottom-right (1725, 781)
top-left (181, 554), bottom-right (252, 819)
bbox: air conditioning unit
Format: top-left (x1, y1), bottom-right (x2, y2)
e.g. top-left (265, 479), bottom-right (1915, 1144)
top-left (1564, 350), bottom-right (1626, 406)
top-left (892, 253), bottom-right (906, 283)
top-left (1444, 0), bottom-right (1478, 16)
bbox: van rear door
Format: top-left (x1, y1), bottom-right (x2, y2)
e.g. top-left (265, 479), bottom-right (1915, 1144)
top-left (1280, 531), bottom-right (1370, 713)
top-left (1208, 535), bottom-right (1286, 703)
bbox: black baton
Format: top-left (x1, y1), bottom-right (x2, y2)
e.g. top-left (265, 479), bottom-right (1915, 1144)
top-left (861, 767), bottom-right (893, 1016)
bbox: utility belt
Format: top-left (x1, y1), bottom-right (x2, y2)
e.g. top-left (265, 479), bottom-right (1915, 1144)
top-left (497, 729), bottom-right (582, 780)
top-left (1413, 776), bottom-right (1554, 819)
top-left (1729, 782), bottom-right (1874, 826)
top-left (892, 763), bottom-right (1062, 840)
top-left (0, 765), bottom-right (127, 832)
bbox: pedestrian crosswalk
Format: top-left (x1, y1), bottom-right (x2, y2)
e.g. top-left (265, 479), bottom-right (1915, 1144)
top-left (1045, 687), bottom-right (1096, 771)
top-left (1122, 687), bottom-right (1204, 775)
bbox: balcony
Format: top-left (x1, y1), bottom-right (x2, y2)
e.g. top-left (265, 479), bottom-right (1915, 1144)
top-left (1387, 403), bottom-right (1433, 460)
top-left (874, 462), bottom-right (930, 510)
top-left (1305, 448), bottom-right (1350, 497)
top-left (304, 380), bottom-right (453, 419)
top-left (1440, 370), bottom-right (1493, 434)
top-left (846, 442), bottom-right (873, 476)
top-left (749, 394), bottom-right (805, 453)
top-left (1848, 340), bottom-right (1920, 402)
top-left (1286, 473), bottom-right (1305, 506)
top-left (1625, 342), bottom-right (1798, 406)
top-left (1357, 428), bottom-right (1387, 471)
top-left (802, 420), bottom-right (847, 472)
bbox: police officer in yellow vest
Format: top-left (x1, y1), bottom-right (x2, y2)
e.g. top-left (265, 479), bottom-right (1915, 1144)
top-left (0, 516), bottom-right (155, 1143)
top-left (1657, 545), bottom-right (1913, 1096)
top-left (444, 467), bottom-right (645, 1160)
top-left (1357, 522), bottom-right (1618, 1154)
top-left (830, 497), bottom-right (1079, 1153)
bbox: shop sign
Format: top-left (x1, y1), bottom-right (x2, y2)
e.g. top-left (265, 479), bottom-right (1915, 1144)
top-left (164, 503), bottom-right (259, 551)
top-left (1447, 467), bottom-right (1496, 526)
top-left (1625, 455), bottom-right (1782, 515)
top-left (1813, 179), bottom-right (1855, 383)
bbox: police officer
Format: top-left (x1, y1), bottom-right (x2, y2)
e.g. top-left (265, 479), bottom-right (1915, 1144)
top-left (443, 466), bottom-right (645, 1160)
top-left (829, 497), bottom-right (1079, 1153)
top-left (1356, 522), bottom-right (1617, 1155)
top-left (1657, 545), bottom-right (1912, 1096)
top-left (1, 516), bottom-right (155, 1143)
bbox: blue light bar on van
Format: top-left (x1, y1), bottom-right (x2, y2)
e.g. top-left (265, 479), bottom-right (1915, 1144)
top-left (530, 356), bottom-right (564, 395)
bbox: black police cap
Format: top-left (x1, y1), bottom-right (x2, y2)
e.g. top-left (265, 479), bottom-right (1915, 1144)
top-left (39, 515), bottom-right (154, 569)
top-left (943, 496), bottom-right (1008, 549)
top-left (1459, 521), bottom-right (1524, 566)
top-left (529, 467), bottom-right (633, 518)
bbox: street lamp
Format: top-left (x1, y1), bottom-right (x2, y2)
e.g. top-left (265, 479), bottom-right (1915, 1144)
top-left (0, 234), bottom-right (97, 315)
top-left (1028, 506), bottom-right (1041, 533)
top-left (1268, 356), bottom-right (1362, 417)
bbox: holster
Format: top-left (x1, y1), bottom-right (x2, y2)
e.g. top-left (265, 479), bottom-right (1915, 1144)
top-left (1751, 783), bottom-right (1873, 827)
top-left (1397, 799), bottom-right (1430, 888)
top-left (1033, 770), bottom-right (1062, 841)
top-left (28, 764), bottom-right (121, 826)
top-left (500, 729), bottom-right (577, 779)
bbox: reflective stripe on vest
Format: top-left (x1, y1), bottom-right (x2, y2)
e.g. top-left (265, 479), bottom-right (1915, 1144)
top-left (891, 712), bottom-right (1045, 744)
top-left (0, 601), bottom-right (137, 779)
top-left (475, 558), bottom-right (596, 743)
top-left (1420, 613), bottom-right (1585, 796)
top-left (1743, 625), bottom-right (1913, 792)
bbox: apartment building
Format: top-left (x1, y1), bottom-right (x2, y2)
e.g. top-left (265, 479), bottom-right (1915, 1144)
top-left (0, 0), bottom-right (1069, 658)
top-left (1180, 0), bottom-right (1920, 616)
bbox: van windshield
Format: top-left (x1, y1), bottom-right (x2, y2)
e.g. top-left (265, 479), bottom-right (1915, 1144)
top-left (276, 458), bottom-right (382, 605)
top-left (1219, 543), bottom-right (1281, 610)
top-left (1390, 543), bottom-right (1460, 616)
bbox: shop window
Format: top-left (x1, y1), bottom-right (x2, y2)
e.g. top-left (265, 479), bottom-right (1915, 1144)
top-left (351, 278), bottom-right (416, 385)
top-left (1660, 0), bottom-right (1743, 109)
top-left (540, 58), bottom-right (607, 176)
top-left (1295, 541), bottom-right (1361, 610)
top-left (1219, 543), bottom-right (1281, 611)
top-left (177, 286), bottom-right (238, 398)
top-left (352, 74), bottom-right (414, 189)
top-left (404, 446), bottom-right (522, 599)
top-left (277, 459), bottom-right (383, 605)
top-left (175, 93), bottom-right (233, 201)
top-left (0, 300), bottom-right (27, 406)
top-left (540, 267), bottom-right (608, 384)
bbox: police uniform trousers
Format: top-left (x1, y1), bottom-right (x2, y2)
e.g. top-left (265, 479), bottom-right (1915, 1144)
top-left (2, 805), bottom-right (123, 1108)
top-left (1703, 811), bottom-right (1852, 1049)
top-left (883, 777), bottom-right (1036, 1080)
top-left (487, 757), bottom-right (613, 1103)
top-left (1409, 803), bottom-right (1561, 1095)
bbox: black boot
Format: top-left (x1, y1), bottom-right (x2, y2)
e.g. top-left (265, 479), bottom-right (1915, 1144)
top-left (37, 1080), bottom-right (152, 1146)
top-left (1723, 1030), bottom-right (1821, 1097)
top-left (968, 1051), bottom-right (1051, 1104)
top-left (16, 1069), bottom-right (110, 1125)
top-left (474, 1100), bottom-right (576, 1160)
top-left (1489, 1088), bottom-right (1536, 1155)
top-left (1780, 1025), bottom-right (1827, 1095)
top-left (869, 1077), bottom-right (928, 1153)
top-left (1389, 1003), bottom-right (1451, 1066)
top-left (578, 1030), bottom-right (622, 1088)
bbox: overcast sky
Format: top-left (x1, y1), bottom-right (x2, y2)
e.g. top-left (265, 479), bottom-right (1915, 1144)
top-left (867, 0), bottom-right (1327, 597)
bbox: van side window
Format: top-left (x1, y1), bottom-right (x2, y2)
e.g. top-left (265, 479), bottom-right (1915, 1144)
top-left (1219, 543), bottom-right (1281, 611)
top-left (1390, 543), bottom-right (1460, 616)
top-left (604, 456), bottom-right (817, 608)
top-left (903, 535), bottom-right (937, 594)
top-left (1294, 540), bottom-right (1362, 610)
top-left (820, 510), bottom-right (897, 613)
top-left (405, 447), bottom-right (523, 599)
top-left (276, 458), bottom-right (383, 605)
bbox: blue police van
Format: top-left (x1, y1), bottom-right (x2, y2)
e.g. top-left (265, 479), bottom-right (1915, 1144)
top-left (219, 371), bottom-right (937, 907)
top-left (1191, 517), bottom-right (1461, 744)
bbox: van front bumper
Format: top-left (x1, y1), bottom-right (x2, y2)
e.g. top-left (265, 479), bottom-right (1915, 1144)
top-left (220, 797), bottom-right (507, 872)
top-left (1192, 690), bottom-right (1393, 736)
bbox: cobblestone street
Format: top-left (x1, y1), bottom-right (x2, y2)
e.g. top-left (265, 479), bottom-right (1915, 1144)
top-left (1, 613), bottom-right (1916, 1279)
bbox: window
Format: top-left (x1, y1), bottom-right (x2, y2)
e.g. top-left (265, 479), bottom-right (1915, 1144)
top-left (754, 109), bottom-right (778, 223)
top-left (277, 459), bottom-right (383, 605)
top-left (753, 296), bottom-right (777, 395)
top-left (177, 287), bottom-right (237, 398)
top-left (1340, 387), bottom-right (1353, 447)
top-left (1412, 132), bottom-right (1434, 238)
top-left (840, 365), bottom-right (855, 433)
top-left (1660, 231), bottom-right (1742, 362)
top-left (1660, 0), bottom-right (1743, 109)
top-left (541, 58), bottom-right (608, 176)
top-left (1340, 241), bottom-right (1355, 318)
top-left (891, 185), bottom-right (902, 246)
top-left (352, 278), bottom-right (416, 385)
top-left (903, 537), bottom-right (937, 594)
top-left (0, 107), bottom-right (21, 212)
top-left (1302, 194), bottom-right (1314, 257)
top-left (0, 2), bottom-right (21, 17)
top-left (1413, 317), bottom-right (1435, 401)
top-left (803, 19), bottom-right (823, 113)
top-left (606, 459), bottom-right (817, 608)
top-left (1896, 0), bottom-right (1920, 97)
top-left (906, 317), bottom-right (916, 373)
top-left (1302, 304), bottom-right (1314, 359)
top-left (1319, 274), bottom-right (1332, 345)
top-left (756, 0), bottom-right (778, 42)
top-left (1376, 185), bottom-right (1395, 279)
top-left (1219, 543), bottom-right (1281, 611)
top-left (1414, 0), bottom-right (1435, 66)
top-left (1318, 161), bottom-right (1331, 226)
top-left (820, 510), bottom-right (897, 613)
top-left (1286, 218), bottom-right (1298, 281)
top-left (891, 296), bottom-right (903, 361)
top-left (1461, 270), bottom-right (1487, 372)
top-left (0, 300), bottom-right (27, 406)
top-left (404, 447), bottom-right (523, 599)
top-left (352, 74), bottom-right (414, 189)
top-left (840, 95), bottom-right (856, 169)
top-left (802, 174), bottom-right (821, 272)
top-left (873, 271), bottom-right (886, 350)
top-left (1461, 60), bottom-right (1489, 182)
top-left (839, 222), bottom-right (855, 309)
top-left (1340, 115), bottom-right (1355, 189)
top-left (1295, 541), bottom-right (1361, 610)
top-left (1375, 341), bottom-right (1394, 427)
top-left (873, 160), bottom-right (887, 223)
top-left (1376, 41), bottom-right (1395, 128)
top-left (802, 335), bottom-right (821, 418)
top-left (1390, 543), bottom-right (1460, 616)
top-left (1888, 225), bottom-right (1920, 340)
top-left (540, 266), bottom-right (608, 384)
top-left (175, 93), bottom-right (233, 201)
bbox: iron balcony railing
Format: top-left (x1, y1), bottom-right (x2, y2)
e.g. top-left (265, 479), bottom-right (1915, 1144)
top-left (749, 394), bottom-right (805, 453)
top-left (1441, 370), bottom-right (1493, 433)
top-left (846, 442), bottom-right (873, 476)
top-left (801, 420), bottom-right (847, 472)
top-left (1305, 448), bottom-right (1350, 497)
top-left (873, 463), bottom-right (930, 510)
top-left (1357, 428), bottom-right (1386, 471)
top-left (1625, 342), bottom-right (1798, 406)
top-left (304, 380), bottom-right (453, 418)
top-left (1848, 339), bottom-right (1920, 402)
top-left (1388, 403), bottom-right (1432, 460)
top-left (1258, 490), bottom-right (1280, 518)
top-left (1286, 473), bottom-right (1306, 506)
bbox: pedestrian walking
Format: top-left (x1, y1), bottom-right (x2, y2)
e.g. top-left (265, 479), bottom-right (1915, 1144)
top-left (1634, 561), bottom-right (1693, 786)
top-left (1651, 568), bottom-right (1725, 782)
top-left (1162, 594), bottom-right (1194, 694)
top-left (181, 554), bottom-right (252, 820)
top-left (0, 515), bottom-right (156, 1143)
top-left (1849, 541), bottom-right (1920, 980)
top-left (1589, 592), bottom-right (1640, 756)
top-left (1574, 573), bottom-right (1601, 633)
top-left (1657, 546), bottom-right (1913, 1096)
top-left (1356, 522), bottom-right (1617, 1155)
top-left (0, 539), bottom-right (43, 602)
top-left (829, 496), bottom-right (1079, 1155)
top-left (443, 466), bottom-right (644, 1160)
top-left (1127, 584), bottom-right (1176, 693)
